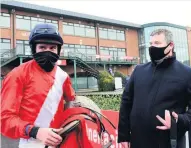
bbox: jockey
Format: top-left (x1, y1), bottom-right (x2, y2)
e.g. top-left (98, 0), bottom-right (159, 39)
top-left (1, 23), bottom-right (76, 148)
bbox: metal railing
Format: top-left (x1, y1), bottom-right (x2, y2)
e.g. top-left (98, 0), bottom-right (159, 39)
top-left (1, 48), bottom-right (139, 65)
top-left (61, 49), bottom-right (139, 64)
top-left (1, 48), bottom-right (16, 63)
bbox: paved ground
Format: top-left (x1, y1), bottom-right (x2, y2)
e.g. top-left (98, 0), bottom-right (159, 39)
top-left (1, 135), bottom-right (19, 148)
top-left (77, 89), bottom-right (123, 95)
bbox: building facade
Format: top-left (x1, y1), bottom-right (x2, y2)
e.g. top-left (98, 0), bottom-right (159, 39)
top-left (1, 1), bottom-right (191, 90)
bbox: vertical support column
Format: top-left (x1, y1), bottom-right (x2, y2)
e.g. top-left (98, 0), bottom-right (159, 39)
top-left (9, 9), bottom-right (16, 55)
top-left (87, 75), bottom-right (89, 89)
top-left (58, 18), bottom-right (64, 56)
top-left (186, 27), bottom-right (191, 66)
top-left (125, 28), bottom-right (129, 57)
top-left (74, 59), bottom-right (77, 91)
top-left (95, 23), bottom-right (100, 55)
top-left (103, 64), bottom-right (106, 70)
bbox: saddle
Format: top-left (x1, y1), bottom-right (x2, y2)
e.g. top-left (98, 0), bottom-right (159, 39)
top-left (45, 107), bottom-right (116, 148)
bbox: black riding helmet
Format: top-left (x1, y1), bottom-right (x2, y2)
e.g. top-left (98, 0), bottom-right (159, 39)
top-left (29, 23), bottom-right (64, 55)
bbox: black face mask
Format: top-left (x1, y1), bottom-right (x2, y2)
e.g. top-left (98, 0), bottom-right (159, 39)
top-left (149, 43), bottom-right (171, 61)
top-left (33, 51), bottom-right (59, 72)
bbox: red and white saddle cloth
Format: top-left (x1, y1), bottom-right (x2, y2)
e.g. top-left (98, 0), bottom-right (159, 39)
top-left (19, 107), bottom-right (116, 148)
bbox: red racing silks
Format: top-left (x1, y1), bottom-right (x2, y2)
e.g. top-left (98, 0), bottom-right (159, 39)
top-left (1, 60), bottom-right (75, 141)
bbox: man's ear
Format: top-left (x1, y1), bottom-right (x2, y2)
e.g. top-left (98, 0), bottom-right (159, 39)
top-left (169, 42), bottom-right (174, 50)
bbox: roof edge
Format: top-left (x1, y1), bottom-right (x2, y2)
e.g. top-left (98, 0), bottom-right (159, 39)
top-left (141, 22), bottom-right (186, 30)
top-left (1, 0), bottom-right (141, 29)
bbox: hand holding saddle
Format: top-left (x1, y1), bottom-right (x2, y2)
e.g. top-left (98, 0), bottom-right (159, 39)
top-left (45, 107), bottom-right (116, 148)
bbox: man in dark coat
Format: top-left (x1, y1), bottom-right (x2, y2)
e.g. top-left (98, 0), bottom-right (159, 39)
top-left (118, 29), bottom-right (191, 148)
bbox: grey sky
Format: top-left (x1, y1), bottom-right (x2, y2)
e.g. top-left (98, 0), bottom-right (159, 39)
top-left (20, 0), bottom-right (191, 27)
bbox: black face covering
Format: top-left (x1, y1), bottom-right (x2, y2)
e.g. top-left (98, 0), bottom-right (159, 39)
top-left (33, 51), bottom-right (59, 72)
top-left (149, 43), bottom-right (171, 61)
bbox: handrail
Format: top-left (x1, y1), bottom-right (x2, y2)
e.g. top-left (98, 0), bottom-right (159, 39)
top-left (1, 48), bottom-right (139, 65)
top-left (62, 49), bottom-right (138, 64)
top-left (72, 50), bottom-right (102, 71)
top-left (0, 48), bottom-right (16, 63)
top-left (68, 53), bottom-right (99, 74)
top-left (1, 48), bottom-right (15, 57)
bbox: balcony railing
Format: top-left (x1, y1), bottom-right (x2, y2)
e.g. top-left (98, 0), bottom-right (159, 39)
top-left (1, 48), bottom-right (139, 65)
top-left (61, 49), bottom-right (139, 64)
top-left (1, 48), bottom-right (16, 63)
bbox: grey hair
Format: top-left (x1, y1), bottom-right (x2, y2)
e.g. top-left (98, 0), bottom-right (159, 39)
top-left (150, 29), bottom-right (173, 44)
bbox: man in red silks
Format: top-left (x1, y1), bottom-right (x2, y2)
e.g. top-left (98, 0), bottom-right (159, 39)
top-left (1, 23), bottom-right (75, 148)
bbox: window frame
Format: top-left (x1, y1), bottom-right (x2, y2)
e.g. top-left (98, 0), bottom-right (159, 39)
top-left (16, 15), bottom-right (58, 31)
top-left (0, 13), bottom-right (11, 28)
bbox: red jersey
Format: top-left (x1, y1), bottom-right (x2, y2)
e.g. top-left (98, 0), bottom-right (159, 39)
top-left (1, 60), bottom-right (75, 147)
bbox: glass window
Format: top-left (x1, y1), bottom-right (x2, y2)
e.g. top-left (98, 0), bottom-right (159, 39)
top-left (74, 24), bottom-right (79, 27)
top-left (16, 44), bottom-right (24, 55)
top-left (81, 45), bottom-right (85, 48)
top-left (46, 19), bottom-right (51, 23)
top-left (24, 16), bottom-right (30, 20)
top-left (0, 38), bottom-right (11, 54)
top-left (87, 47), bottom-right (96, 61)
top-left (3, 39), bottom-right (10, 43)
top-left (100, 48), bottom-right (109, 55)
top-left (64, 44), bottom-right (68, 47)
top-left (63, 22), bottom-right (95, 38)
top-left (31, 17), bottom-right (37, 21)
top-left (108, 29), bottom-right (117, 40)
top-left (16, 40), bottom-right (30, 55)
top-left (99, 28), bottom-right (108, 39)
top-left (24, 40), bottom-right (29, 44)
top-left (74, 26), bottom-right (85, 36)
top-left (16, 40), bottom-right (23, 44)
top-left (117, 31), bottom-right (125, 41)
top-left (75, 45), bottom-right (80, 49)
top-left (75, 45), bottom-right (81, 48)
top-left (16, 15), bottom-right (59, 30)
top-left (85, 28), bottom-right (95, 37)
top-left (87, 48), bottom-right (96, 55)
top-left (39, 18), bottom-right (45, 22)
top-left (16, 17), bottom-right (30, 31)
top-left (16, 15), bottom-right (23, 18)
top-left (52, 21), bottom-right (57, 24)
top-left (69, 23), bottom-right (73, 25)
top-left (0, 13), bottom-right (10, 28)
top-left (118, 48), bottom-right (126, 57)
top-left (3, 13), bottom-right (10, 17)
top-left (110, 47), bottom-right (117, 51)
top-left (63, 24), bottom-right (74, 35)
top-left (64, 44), bottom-right (96, 60)
top-left (25, 45), bottom-right (31, 55)
top-left (99, 28), bottom-right (124, 40)
top-left (69, 44), bottom-right (75, 48)
top-left (79, 47), bottom-right (86, 54)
